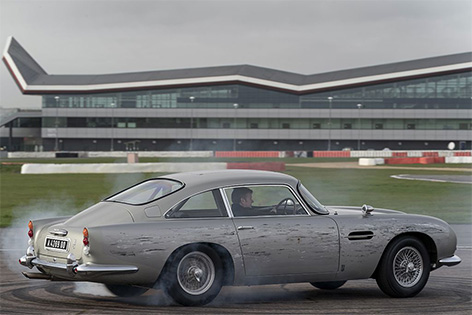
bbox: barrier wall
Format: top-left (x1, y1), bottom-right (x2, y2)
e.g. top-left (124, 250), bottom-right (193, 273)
top-left (21, 162), bottom-right (286, 174)
top-left (215, 151), bottom-right (280, 158)
top-left (9, 151), bottom-right (213, 159)
top-left (384, 157), bottom-right (446, 165)
top-left (6, 150), bottom-right (472, 160)
top-left (313, 151), bottom-right (350, 158)
top-left (446, 156), bottom-right (472, 164)
top-left (227, 162), bottom-right (285, 171)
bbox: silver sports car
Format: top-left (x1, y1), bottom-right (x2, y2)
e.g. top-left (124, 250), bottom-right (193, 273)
top-left (19, 170), bottom-right (461, 306)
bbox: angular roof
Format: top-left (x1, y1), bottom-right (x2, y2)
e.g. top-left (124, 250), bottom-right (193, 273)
top-left (3, 36), bottom-right (471, 95)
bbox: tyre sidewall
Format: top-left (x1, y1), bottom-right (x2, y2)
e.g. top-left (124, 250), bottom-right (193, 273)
top-left (163, 244), bottom-right (224, 306)
top-left (378, 236), bottom-right (430, 298)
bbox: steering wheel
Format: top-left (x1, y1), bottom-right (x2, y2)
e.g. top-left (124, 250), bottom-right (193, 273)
top-left (275, 198), bottom-right (296, 215)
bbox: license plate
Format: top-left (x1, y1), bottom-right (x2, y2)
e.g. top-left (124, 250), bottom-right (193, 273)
top-left (45, 237), bottom-right (69, 251)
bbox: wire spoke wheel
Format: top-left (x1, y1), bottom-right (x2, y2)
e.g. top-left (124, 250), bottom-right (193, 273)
top-left (393, 246), bottom-right (423, 287)
top-left (177, 251), bottom-right (215, 295)
top-left (376, 237), bottom-right (430, 298)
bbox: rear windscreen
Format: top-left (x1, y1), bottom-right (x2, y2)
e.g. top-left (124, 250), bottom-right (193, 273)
top-left (106, 179), bottom-right (183, 205)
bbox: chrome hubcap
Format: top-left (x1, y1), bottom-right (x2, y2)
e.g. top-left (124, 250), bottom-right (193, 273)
top-left (177, 251), bottom-right (215, 295)
top-left (393, 246), bottom-right (423, 287)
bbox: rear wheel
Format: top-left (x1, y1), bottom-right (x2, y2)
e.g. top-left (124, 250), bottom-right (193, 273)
top-left (162, 244), bottom-right (223, 306)
top-left (376, 236), bottom-right (430, 298)
top-left (105, 284), bottom-right (149, 297)
top-left (310, 281), bottom-right (347, 290)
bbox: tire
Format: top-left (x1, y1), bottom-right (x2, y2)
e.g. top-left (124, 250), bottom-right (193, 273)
top-left (162, 244), bottom-right (224, 306)
top-left (310, 281), bottom-right (347, 290)
top-left (105, 284), bottom-right (149, 297)
top-left (376, 236), bottom-right (430, 298)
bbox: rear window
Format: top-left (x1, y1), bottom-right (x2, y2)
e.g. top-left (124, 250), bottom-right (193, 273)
top-left (106, 179), bottom-right (183, 205)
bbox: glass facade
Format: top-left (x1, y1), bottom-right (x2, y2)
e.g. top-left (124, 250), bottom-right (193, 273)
top-left (43, 72), bottom-right (472, 110)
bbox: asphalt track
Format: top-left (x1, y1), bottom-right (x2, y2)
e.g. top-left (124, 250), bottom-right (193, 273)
top-left (0, 226), bottom-right (470, 314)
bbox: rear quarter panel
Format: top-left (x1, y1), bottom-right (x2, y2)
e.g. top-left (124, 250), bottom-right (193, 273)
top-left (84, 218), bottom-right (241, 285)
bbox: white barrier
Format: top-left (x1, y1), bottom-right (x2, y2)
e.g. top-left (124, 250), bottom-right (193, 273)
top-left (86, 151), bottom-right (213, 158)
top-left (445, 156), bottom-right (472, 164)
top-left (350, 151), bottom-right (392, 158)
top-left (358, 158), bottom-right (385, 166)
top-left (9, 151), bottom-right (214, 159)
top-left (21, 163), bottom-right (228, 174)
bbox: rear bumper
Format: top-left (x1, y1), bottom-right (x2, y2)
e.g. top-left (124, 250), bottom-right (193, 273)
top-left (438, 255), bottom-right (461, 267)
top-left (19, 252), bottom-right (138, 278)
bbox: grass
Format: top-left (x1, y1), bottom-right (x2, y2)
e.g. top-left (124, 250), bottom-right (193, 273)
top-left (0, 158), bottom-right (470, 227)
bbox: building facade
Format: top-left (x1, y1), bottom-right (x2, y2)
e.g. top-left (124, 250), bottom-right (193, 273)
top-left (2, 37), bottom-right (471, 152)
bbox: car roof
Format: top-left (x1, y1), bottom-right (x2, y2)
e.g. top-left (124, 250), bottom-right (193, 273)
top-left (164, 170), bottom-right (299, 193)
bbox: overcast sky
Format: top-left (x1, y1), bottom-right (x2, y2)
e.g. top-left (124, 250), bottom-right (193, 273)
top-left (1, 0), bottom-right (471, 109)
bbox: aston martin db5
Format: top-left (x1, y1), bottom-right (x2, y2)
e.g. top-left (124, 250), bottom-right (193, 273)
top-left (19, 170), bottom-right (461, 305)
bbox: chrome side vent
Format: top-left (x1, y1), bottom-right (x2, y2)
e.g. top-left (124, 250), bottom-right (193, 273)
top-left (348, 231), bottom-right (374, 240)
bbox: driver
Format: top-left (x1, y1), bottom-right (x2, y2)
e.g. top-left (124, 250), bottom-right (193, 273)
top-left (231, 187), bottom-right (276, 217)
top-left (231, 187), bottom-right (255, 216)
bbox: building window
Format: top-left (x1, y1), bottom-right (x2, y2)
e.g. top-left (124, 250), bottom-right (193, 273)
top-left (282, 123), bottom-right (290, 129)
top-left (250, 123), bottom-right (259, 129)
top-left (222, 122), bottom-right (231, 129)
top-left (459, 123), bottom-right (470, 130)
top-left (407, 124), bottom-right (416, 130)
top-left (312, 123), bottom-right (321, 129)
top-left (375, 123), bottom-right (383, 129)
top-left (343, 123), bottom-right (352, 129)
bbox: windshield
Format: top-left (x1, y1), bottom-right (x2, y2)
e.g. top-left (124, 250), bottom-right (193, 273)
top-left (298, 183), bottom-right (329, 214)
top-left (106, 179), bottom-right (183, 205)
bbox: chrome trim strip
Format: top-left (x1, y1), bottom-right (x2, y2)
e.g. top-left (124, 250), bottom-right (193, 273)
top-left (20, 255), bottom-right (139, 276)
top-left (220, 188), bottom-right (234, 218)
top-left (75, 264), bottom-right (138, 274)
top-left (31, 257), bottom-right (68, 270)
top-left (438, 255), bottom-right (461, 267)
top-left (49, 228), bottom-right (68, 236)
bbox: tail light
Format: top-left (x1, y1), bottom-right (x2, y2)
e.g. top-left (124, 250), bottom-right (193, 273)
top-left (83, 227), bottom-right (90, 256)
top-left (28, 221), bottom-right (33, 238)
top-left (83, 227), bottom-right (89, 245)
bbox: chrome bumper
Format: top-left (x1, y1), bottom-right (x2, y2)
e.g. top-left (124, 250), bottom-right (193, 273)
top-left (19, 249), bottom-right (138, 278)
top-left (438, 255), bottom-right (461, 267)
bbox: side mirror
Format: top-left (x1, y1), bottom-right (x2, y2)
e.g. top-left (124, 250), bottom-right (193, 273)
top-left (362, 204), bottom-right (374, 217)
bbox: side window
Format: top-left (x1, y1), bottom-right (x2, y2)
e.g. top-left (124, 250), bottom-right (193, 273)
top-left (166, 190), bottom-right (227, 218)
top-left (224, 185), bottom-right (308, 217)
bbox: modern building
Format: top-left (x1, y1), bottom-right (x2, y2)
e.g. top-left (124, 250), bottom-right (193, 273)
top-left (2, 36), bottom-right (471, 152)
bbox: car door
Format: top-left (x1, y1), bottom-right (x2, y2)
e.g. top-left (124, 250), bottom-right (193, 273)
top-left (223, 185), bottom-right (339, 277)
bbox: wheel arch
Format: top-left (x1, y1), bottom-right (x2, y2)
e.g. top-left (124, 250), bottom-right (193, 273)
top-left (371, 232), bottom-right (437, 278)
top-left (156, 242), bottom-right (235, 287)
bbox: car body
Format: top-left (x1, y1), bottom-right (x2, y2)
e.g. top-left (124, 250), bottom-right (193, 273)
top-left (19, 170), bottom-right (461, 305)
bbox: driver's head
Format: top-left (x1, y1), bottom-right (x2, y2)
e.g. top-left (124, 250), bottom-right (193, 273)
top-left (231, 187), bottom-right (254, 208)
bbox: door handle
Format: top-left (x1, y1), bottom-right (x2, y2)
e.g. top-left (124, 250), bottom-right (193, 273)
top-left (237, 226), bottom-right (255, 230)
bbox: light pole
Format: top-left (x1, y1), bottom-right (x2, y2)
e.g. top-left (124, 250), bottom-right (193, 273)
top-left (357, 103), bottom-right (362, 150)
top-left (189, 96), bottom-right (195, 151)
top-left (233, 103), bottom-right (238, 151)
top-left (110, 102), bottom-right (115, 151)
top-left (327, 96), bottom-right (333, 151)
top-left (54, 96), bottom-right (59, 151)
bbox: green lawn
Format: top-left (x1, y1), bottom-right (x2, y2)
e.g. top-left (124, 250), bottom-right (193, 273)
top-left (1, 158), bottom-right (470, 227)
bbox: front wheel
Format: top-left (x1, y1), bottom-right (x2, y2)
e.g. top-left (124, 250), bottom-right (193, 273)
top-left (376, 236), bottom-right (430, 298)
top-left (163, 244), bottom-right (223, 306)
top-left (310, 281), bottom-right (347, 290)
